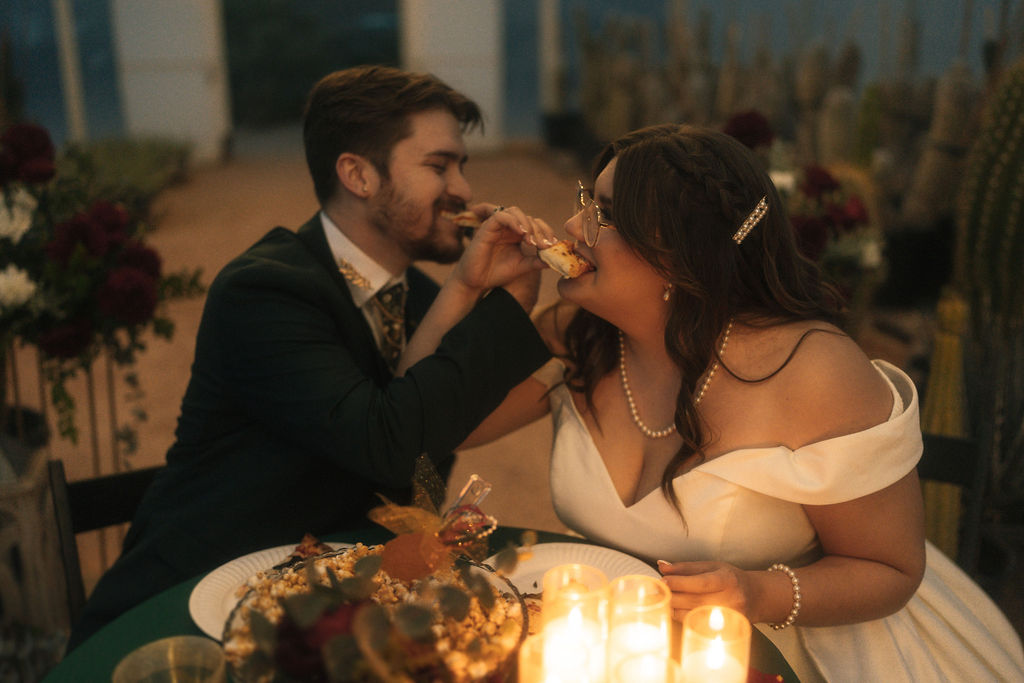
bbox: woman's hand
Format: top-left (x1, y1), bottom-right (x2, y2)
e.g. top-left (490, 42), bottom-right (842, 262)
top-left (657, 560), bottom-right (762, 622)
top-left (449, 204), bottom-right (553, 296)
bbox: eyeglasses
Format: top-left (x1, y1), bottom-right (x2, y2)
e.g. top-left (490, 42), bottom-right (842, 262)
top-left (576, 180), bottom-right (615, 248)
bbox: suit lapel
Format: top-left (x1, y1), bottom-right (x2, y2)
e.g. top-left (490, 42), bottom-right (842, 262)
top-left (295, 217), bottom-right (392, 379)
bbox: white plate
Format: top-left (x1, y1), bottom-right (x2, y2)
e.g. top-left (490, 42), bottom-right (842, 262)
top-left (189, 542), bottom-right (350, 640)
top-left (491, 542), bottom-right (659, 595)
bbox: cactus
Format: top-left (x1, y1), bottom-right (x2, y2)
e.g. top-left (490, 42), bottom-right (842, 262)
top-left (954, 55), bottom-right (1024, 516)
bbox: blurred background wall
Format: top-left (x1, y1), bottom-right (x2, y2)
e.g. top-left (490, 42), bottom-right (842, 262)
top-left (0, 0), bottom-right (1004, 160)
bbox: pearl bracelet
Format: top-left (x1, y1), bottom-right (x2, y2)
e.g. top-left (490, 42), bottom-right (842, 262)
top-left (767, 563), bottom-right (801, 630)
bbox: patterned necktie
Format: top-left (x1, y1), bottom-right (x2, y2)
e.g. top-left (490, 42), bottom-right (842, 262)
top-left (373, 282), bottom-right (407, 372)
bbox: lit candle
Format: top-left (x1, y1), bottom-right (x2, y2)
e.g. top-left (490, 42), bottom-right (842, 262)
top-left (606, 574), bottom-right (671, 674)
top-left (543, 606), bottom-right (606, 682)
top-left (540, 564), bottom-right (609, 683)
top-left (680, 606), bottom-right (750, 683)
top-left (611, 652), bottom-right (681, 683)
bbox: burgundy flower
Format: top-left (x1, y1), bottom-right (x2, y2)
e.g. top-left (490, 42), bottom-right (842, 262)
top-left (37, 317), bottom-right (94, 359)
top-left (88, 200), bottom-right (132, 245)
top-left (723, 110), bottom-right (775, 150)
top-left (18, 158), bottom-right (57, 184)
top-left (117, 241), bottom-right (162, 279)
top-left (0, 149), bottom-right (19, 186)
top-left (1, 123), bottom-right (56, 184)
top-left (843, 195), bottom-right (868, 225)
top-left (97, 266), bottom-right (158, 324)
top-left (799, 165), bottom-right (841, 200)
top-left (791, 215), bottom-right (830, 261)
top-left (46, 213), bottom-right (110, 266)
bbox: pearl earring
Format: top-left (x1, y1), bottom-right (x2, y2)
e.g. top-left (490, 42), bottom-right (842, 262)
top-left (663, 284), bottom-right (673, 301)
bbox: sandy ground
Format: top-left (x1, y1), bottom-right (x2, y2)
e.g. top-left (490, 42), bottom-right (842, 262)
top-left (12, 126), bottom-right (1021, 639)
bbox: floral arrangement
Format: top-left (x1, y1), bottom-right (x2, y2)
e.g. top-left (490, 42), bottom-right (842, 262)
top-left (785, 164), bottom-right (885, 325)
top-left (224, 464), bottom-right (530, 682)
top-left (0, 122), bottom-right (204, 444)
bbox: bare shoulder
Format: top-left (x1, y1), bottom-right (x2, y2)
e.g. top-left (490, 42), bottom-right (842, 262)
top-left (533, 300), bottom-right (578, 356)
top-left (734, 320), bottom-right (895, 446)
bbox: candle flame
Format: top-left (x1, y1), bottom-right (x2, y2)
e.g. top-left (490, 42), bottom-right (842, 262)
top-left (709, 606), bottom-right (725, 631)
top-left (706, 635), bottom-right (727, 670)
top-left (568, 606), bottom-right (583, 628)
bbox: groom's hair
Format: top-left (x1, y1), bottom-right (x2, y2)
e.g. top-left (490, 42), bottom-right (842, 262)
top-left (303, 65), bottom-right (483, 205)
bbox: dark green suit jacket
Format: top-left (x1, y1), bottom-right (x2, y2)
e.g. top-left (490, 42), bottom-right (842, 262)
top-left (68, 215), bottom-right (550, 648)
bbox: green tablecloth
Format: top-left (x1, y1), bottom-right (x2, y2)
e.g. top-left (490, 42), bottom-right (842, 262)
top-left (44, 527), bottom-right (798, 682)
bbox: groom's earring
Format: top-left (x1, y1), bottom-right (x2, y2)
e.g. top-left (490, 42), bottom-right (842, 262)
top-left (663, 284), bottom-right (673, 302)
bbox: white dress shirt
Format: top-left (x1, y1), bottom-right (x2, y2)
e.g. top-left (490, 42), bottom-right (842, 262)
top-left (320, 211), bottom-right (407, 354)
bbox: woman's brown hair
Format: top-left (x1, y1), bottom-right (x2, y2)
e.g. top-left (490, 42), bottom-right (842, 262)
top-left (563, 124), bottom-right (841, 517)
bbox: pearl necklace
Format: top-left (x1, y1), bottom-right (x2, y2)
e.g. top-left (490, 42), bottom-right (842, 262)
top-left (618, 318), bottom-right (734, 439)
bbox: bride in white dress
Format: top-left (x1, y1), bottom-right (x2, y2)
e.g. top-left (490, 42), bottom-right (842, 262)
top-left (459, 124), bottom-right (1024, 681)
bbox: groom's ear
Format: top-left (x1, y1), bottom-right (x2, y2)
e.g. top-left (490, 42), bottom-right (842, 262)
top-left (335, 152), bottom-right (380, 199)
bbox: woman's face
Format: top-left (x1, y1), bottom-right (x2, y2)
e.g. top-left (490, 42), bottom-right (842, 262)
top-left (558, 157), bottom-right (668, 334)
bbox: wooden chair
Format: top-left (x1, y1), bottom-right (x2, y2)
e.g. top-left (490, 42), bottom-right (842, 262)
top-left (917, 432), bottom-right (987, 576)
top-left (46, 459), bottom-right (161, 625)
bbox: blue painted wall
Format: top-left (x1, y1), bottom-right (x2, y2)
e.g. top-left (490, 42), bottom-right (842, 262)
top-left (1, 1), bottom-right (1009, 144)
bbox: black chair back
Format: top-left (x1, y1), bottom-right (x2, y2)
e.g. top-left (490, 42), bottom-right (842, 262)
top-left (917, 433), bottom-right (986, 575)
top-left (47, 459), bottom-right (161, 625)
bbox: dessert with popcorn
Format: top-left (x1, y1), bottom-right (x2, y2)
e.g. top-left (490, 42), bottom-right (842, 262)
top-left (223, 467), bottom-right (527, 682)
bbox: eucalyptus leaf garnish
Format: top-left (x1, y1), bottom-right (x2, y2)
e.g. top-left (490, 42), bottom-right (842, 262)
top-left (460, 568), bottom-right (495, 611)
top-left (248, 609), bottom-right (278, 656)
top-left (339, 575), bottom-right (376, 602)
top-left (353, 603), bottom-right (392, 654)
top-left (491, 545), bottom-right (519, 574)
top-left (394, 604), bottom-right (435, 643)
top-left (283, 591), bottom-right (336, 629)
top-left (322, 633), bottom-right (364, 682)
top-left (437, 585), bottom-right (471, 621)
top-left (465, 635), bottom-right (484, 656)
top-left (353, 554), bottom-right (383, 578)
top-left (325, 565), bottom-right (343, 590)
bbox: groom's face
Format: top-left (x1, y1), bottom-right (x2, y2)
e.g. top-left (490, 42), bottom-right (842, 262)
top-left (368, 108), bottom-right (472, 264)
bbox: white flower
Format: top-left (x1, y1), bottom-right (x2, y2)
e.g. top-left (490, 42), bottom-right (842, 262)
top-left (0, 186), bottom-right (38, 243)
top-left (0, 264), bottom-right (37, 311)
top-left (860, 239), bottom-right (883, 269)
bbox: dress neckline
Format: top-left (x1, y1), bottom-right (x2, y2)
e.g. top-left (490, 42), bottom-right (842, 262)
top-left (556, 359), bottom-right (908, 509)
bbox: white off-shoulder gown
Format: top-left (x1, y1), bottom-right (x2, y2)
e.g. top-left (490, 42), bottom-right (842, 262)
top-left (542, 359), bottom-right (1024, 682)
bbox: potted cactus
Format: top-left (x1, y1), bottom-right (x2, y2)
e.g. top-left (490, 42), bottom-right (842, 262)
top-left (953, 55), bottom-right (1024, 573)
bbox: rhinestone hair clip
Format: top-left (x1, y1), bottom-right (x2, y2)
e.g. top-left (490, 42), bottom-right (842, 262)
top-left (732, 195), bottom-right (768, 244)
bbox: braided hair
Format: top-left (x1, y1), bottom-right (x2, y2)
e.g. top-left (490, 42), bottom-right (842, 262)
top-left (563, 124), bottom-right (841, 519)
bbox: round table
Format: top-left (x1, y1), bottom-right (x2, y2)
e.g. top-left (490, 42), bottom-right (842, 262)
top-left (43, 527), bottom-right (798, 681)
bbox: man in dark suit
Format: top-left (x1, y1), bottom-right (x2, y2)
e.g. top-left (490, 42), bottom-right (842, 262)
top-left (68, 65), bottom-right (552, 649)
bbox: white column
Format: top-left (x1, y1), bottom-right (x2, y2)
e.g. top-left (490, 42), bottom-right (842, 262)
top-left (538, 0), bottom-right (564, 115)
top-left (51, 0), bottom-right (88, 142)
top-left (108, 0), bottom-right (232, 164)
top-left (399, 0), bottom-right (505, 151)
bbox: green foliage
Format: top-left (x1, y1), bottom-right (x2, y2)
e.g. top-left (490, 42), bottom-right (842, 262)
top-left (57, 138), bottom-right (191, 219)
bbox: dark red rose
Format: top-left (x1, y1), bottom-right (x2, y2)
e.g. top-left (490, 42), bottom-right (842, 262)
top-left (723, 110), bottom-right (775, 149)
top-left (97, 267), bottom-right (158, 324)
top-left (0, 149), bottom-right (19, 186)
top-left (799, 165), bottom-right (841, 200)
top-left (45, 213), bottom-right (110, 266)
top-left (18, 158), bottom-right (57, 184)
top-left (117, 241), bottom-right (162, 279)
top-left (824, 201), bottom-right (852, 232)
top-left (275, 615), bottom-right (327, 682)
top-left (306, 602), bottom-right (364, 650)
top-left (843, 195), bottom-right (868, 225)
top-left (791, 215), bottom-right (830, 261)
top-left (1, 123), bottom-right (56, 183)
top-left (88, 200), bottom-right (132, 245)
top-left (37, 318), bottom-right (94, 359)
